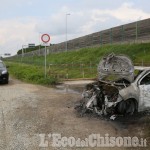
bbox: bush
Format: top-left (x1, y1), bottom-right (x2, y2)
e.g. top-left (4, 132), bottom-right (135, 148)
top-left (37, 76), bottom-right (58, 85)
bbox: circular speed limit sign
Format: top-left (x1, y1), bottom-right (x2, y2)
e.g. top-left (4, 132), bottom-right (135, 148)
top-left (41, 34), bottom-right (50, 43)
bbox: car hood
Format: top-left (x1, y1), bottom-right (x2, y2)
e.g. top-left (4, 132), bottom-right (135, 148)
top-left (98, 53), bottom-right (134, 83)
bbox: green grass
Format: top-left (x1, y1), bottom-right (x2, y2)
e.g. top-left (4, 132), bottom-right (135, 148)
top-left (5, 43), bottom-right (150, 83)
top-left (6, 62), bottom-right (58, 85)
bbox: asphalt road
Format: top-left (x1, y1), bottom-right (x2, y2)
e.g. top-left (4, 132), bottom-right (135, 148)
top-left (0, 79), bottom-right (149, 150)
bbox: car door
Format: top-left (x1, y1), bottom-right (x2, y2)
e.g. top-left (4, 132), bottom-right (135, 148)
top-left (138, 72), bottom-right (150, 111)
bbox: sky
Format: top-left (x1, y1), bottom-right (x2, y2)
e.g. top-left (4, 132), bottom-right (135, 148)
top-left (0, 0), bottom-right (150, 56)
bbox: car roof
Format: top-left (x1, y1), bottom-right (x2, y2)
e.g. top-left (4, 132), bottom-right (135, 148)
top-left (134, 66), bottom-right (150, 71)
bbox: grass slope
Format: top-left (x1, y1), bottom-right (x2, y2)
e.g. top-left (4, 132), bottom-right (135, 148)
top-left (6, 62), bottom-right (58, 85)
top-left (6, 43), bottom-right (150, 83)
top-left (11, 43), bottom-right (150, 65)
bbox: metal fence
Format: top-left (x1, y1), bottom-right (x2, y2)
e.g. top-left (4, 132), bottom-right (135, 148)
top-left (50, 18), bottom-right (150, 53)
top-left (5, 56), bottom-right (150, 80)
top-left (47, 62), bottom-right (150, 80)
top-left (48, 62), bottom-right (98, 79)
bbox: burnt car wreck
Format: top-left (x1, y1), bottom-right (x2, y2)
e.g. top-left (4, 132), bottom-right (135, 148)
top-left (75, 53), bottom-right (150, 119)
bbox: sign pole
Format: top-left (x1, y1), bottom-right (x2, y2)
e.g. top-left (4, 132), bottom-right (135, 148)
top-left (45, 45), bottom-right (47, 78)
top-left (41, 34), bottom-right (50, 78)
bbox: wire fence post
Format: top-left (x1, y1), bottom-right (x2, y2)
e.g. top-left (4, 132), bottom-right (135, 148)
top-left (121, 25), bottom-right (124, 43)
top-left (136, 21), bottom-right (138, 41)
top-left (82, 64), bottom-right (85, 79)
top-left (110, 28), bottom-right (113, 44)
top-left (90, 61), bottom-right (92, 73)
top-left (66, 64), bottom-right (69, 79)
top-left (80, 63), bottom-right (81, 77)
top-left (100, 32), bottom-right (103, 46)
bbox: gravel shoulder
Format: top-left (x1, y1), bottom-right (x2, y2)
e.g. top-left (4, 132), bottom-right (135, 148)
top-left (0, 78), bottom-right (149, 150)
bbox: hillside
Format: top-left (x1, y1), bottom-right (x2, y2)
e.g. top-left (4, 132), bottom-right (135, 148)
top-left (10, 43), bottom-right (150, 64)
top-left (5, 43), bottom-right (150, 84)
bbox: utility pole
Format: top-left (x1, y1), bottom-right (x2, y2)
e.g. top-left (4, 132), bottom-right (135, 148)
top-left (66, 13), bottom-right (70, 52)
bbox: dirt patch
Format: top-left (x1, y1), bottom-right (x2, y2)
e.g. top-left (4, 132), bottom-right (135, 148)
top-left (0, 78), bottom-right (149, 149)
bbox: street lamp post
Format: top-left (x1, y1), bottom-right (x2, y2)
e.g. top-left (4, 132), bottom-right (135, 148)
top-left (38, 32), bottom-right (42, 55)
top-left (22, 45), bottom-right (28, 57)
top-left (66, 13), bottom-right (70, 52)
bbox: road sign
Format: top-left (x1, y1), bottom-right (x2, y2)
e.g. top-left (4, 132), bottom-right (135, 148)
top-left (4, 53), bottom-right (11, 56)
top-left (28, 43), bottom-right (35, 48)
top-left (41, 34), bottom-right (50, 43)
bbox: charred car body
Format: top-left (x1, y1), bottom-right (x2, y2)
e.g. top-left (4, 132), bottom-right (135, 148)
top-left (77, 53), bottom-right (150, 118)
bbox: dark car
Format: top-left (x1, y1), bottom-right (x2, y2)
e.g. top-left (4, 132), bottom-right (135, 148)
top-left (0, 60), bottom-right (9, 84)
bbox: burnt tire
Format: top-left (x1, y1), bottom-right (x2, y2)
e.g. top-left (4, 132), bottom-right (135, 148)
top-left (126, 99), bottom-right (138, 115)
top-left (115, 99), bottom-right (138, 115)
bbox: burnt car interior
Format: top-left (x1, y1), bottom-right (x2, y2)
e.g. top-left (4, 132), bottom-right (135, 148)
top-left (140, 73), bottom-right (150, 85)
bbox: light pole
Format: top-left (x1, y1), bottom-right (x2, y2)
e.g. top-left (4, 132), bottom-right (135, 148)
top-left (38, 32), bottom-right (42, 55)
top-left (66, 13), bottom-right (70, 52)
top-left (22, 45), bottom-right (28, 57)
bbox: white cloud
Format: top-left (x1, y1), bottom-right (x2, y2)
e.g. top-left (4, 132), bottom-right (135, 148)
top-left (1, 2), bottom-right (150, 56)
top-left (37, 2), bottom-right (150, 40)
top-left (0, 18), bottom-right (38, 55)
top-left (112, 2), bottom-right (150, 22)
top-left (91, 2), bottom-right (150, 23)
top-left (67, 2), bottom-right (150, 38)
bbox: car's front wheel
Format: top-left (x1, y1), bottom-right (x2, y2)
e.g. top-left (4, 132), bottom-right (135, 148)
top-left (5, 79), bottom-right (9, 84)
top-left (5, 76), bottom-right (9, 84)
top-left (115, 99), bottom-right (138, 115)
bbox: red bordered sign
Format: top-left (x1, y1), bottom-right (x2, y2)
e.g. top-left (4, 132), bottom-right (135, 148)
top-left (41, 34), bottom-right (50, 43)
